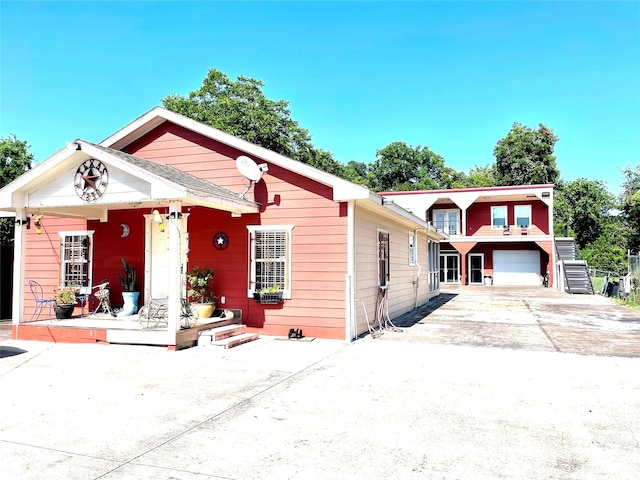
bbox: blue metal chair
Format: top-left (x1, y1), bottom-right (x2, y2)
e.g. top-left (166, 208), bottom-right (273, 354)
top-left (28, 280), bottom-right (56, 322)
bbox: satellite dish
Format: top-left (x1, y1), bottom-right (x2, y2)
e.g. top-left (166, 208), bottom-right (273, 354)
top-left (236, 155), bottom-right (263, 182)
top-left (236, 155), bottom-right (268, 199)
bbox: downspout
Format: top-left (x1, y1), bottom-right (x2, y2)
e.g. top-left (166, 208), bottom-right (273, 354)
top-left (345, 200), bottom-right (356, 342)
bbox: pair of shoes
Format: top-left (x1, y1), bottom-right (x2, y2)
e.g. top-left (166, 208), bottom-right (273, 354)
top-left (288, 328), bottom-right (304, 339)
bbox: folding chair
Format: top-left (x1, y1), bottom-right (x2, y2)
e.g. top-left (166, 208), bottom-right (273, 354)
top-left (93, 281), bottom-right (115, 316)
top-left (28, 280), bottom-right (56, 322)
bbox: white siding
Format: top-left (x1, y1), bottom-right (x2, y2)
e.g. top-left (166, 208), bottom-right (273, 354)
top-left (354, 205), bottom-right (430, 336)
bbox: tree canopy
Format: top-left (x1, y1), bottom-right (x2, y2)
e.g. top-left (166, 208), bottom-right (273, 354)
top-left (620, 165), bottom-right (640, 251)
top-left (554, 178), bottom-right (614, 249)
top-left (162, 68), bottom-right (347, 176)
top-left (367, 141), bottom-right (448, 192)
top-left (494, 122), bottom-right (560, 186)
top-left (0, 134), bottom-right (34, 244)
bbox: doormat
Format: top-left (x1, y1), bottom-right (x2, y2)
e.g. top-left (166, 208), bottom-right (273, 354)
top-left (275, 336), bottom-right (315, 342)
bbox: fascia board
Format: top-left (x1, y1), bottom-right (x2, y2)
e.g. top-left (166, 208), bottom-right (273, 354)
top-left (101, 107), bottom-right (372, 202)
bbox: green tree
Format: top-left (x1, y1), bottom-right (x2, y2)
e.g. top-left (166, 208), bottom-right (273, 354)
top-left (620, 165), bottom-right (640, 251)
top-left (459, 164), bottom-right (498, 188)
top-left (342, 160), bottom-right (374, 188)
top-left (368, 141), bottom-right (447, 192)
top-left (0, 134), bottom-right (34, 244)
top-left (554, 178), bottom-right (614, 249)
top-left (162, 68), bottom-right (345, 174)
top-left (494, 122), bottom-right (560, 186)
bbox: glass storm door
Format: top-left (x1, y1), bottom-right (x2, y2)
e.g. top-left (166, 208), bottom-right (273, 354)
top-left (439, 253), bottom-right (460, 284)
top-left (468, 253), bottom-right (484, 285)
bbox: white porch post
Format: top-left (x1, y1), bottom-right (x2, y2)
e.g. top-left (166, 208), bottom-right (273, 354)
top-left (166, 201), bottom-right (182, 338)
top-left (12, 207), bottom-right (26, 326)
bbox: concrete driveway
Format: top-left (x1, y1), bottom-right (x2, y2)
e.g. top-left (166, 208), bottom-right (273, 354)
top-left (1, 287), bottom-right (639, 480)
top-left (392, 285), bottom-right (640, 357)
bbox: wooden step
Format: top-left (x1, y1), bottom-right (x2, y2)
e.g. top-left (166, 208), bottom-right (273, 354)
top-left (211, 332), bottom-right (260, 349)
top-left (197, 324), bottom-right (245, 344)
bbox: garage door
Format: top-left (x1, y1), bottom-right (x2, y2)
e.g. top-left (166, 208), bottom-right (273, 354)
top-left (493, 250), bottom-right (541, 286)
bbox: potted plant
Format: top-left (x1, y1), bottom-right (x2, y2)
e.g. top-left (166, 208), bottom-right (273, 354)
top-left (117, 258), bottom-right (139, 317)
top-left (186, 266), bottom-right (216, 319)
top-left (253, 285), bottom-right (284, 304)
top-left (54, 286), bottom-right (78, 319)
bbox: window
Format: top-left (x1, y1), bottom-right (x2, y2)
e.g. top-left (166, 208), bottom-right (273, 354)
top-left (378, 229), bottom-right (390, 288)
top-left (491, 206), bottom-right (507, 228)
top-left (515, 205), bottom-right (531, 228)
top-left (59, 231), bottom-right (94, 292)
top-left (247, 225), bottom-right (293, 298)
top-left (433, 209), bottom-right (460, 235)
top-left (408, 231), bottom-right (417, 265)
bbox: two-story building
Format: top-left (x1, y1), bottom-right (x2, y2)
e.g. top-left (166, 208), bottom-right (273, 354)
top-left (381, 185), bottom-right (555, 288)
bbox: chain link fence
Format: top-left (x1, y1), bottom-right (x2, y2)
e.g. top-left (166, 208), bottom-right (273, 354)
top-left (590, 251), bottom-right (640, 305)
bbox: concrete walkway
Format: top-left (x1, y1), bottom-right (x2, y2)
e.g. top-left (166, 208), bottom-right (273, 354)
top-left (1, 287), bottom-right (639, 479)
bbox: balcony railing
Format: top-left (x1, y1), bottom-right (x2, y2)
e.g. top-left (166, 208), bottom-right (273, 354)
top-left (432, 221), bottom-right (460, 236)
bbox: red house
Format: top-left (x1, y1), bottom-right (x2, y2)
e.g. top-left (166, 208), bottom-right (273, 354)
top-left (381, 185), bottom-right (556, 288)
top-left (0, 107), bottom-right (446, 348)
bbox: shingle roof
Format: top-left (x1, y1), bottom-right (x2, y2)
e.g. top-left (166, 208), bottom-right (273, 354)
top-left (79, 140), bottom-right (256, 206)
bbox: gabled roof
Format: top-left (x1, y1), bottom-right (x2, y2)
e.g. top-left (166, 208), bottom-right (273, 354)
top-left (0, 139), bottom-right (259, 218)
top-left (100, 106), bottom-right (374, 203)
top-left (99, 107), bottom-right (442, 231)
top-left (84, 142), bottom-right (252, 206)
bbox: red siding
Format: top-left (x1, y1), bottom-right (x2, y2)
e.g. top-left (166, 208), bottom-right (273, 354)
top-left (23, 217), bottom-right (87, 320)
top-left (88, 209), bottom-right (146, 304)
top-left (465, 200), bottom-right (549, 235)
top-left (126, 122), bottom-right (348, 339)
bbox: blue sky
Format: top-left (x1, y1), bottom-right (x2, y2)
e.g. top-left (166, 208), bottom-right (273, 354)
top-left (1, 1), bottom-right (638, 195)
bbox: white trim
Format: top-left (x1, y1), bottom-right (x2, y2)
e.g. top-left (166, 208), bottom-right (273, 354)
top-left (514, 204), bottom-right (532, 228)
top-left (491, 205), bottom-right (508, 229)
top-left (58, 230), bottom-right (95, 292)
top-left (246, 224), bottom-right (294, 299)
top-left (433, 208), bottom-right (460, 235)
top-left (377, 228), bottom-right (390, 288)
top-left (100, 107), bottom-right (371, 203)
top-left (468, 253), bottom-right (485, 285)
top-left (346, 201), bottom-right (356, 341)
top-left (408, 230), bottom-right (417, 266)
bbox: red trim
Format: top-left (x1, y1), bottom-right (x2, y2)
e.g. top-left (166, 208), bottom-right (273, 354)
top-left (381, 184), bottom-right (554, 196)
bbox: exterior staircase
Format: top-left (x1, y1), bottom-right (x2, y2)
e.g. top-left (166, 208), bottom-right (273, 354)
top-left (555, 238), bottom-right (594, 294)
top-left (196, 310), bottom-right (259, 348)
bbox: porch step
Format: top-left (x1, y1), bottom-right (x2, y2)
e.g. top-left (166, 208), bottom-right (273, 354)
top-left (212, 332), bottom-right (260, 349)
top-left (197, 324), bottom-right (259, 348)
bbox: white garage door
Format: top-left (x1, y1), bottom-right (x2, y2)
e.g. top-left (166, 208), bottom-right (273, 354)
top-left (493, 250), bottom-right (541, 286)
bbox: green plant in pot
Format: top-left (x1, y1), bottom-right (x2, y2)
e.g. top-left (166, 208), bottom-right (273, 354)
top-left (186, 266), bottom-right (216, 320)
top-left (117, 258), bottom-right (139, 317)
top-left (55, 287), bottom-right (78, 319)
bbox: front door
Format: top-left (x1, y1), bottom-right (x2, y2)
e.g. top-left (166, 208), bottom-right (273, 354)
top-left (150, 225), bottom-right (170, 298)
top-left (439, 253), bottom-right (460, 284)
top-left (468, 253), bottom-right (484, 285)
top-left (145, 213), bottom-right (189, 301)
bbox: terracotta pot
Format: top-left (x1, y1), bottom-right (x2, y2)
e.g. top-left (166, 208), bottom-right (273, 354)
top-left (191, 303), bottom-right (215, 321)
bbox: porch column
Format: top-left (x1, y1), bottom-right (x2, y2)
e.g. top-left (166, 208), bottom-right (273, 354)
top-left (167, 202), bottom-right (182, 338)
top-left (450, 241), bottom-right (477, 286)
top-left (12, 207), bottom-right (26, 326)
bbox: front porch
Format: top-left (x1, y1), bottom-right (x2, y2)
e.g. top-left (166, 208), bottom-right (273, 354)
top-left (12, 310), bottom-right (253, 350)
